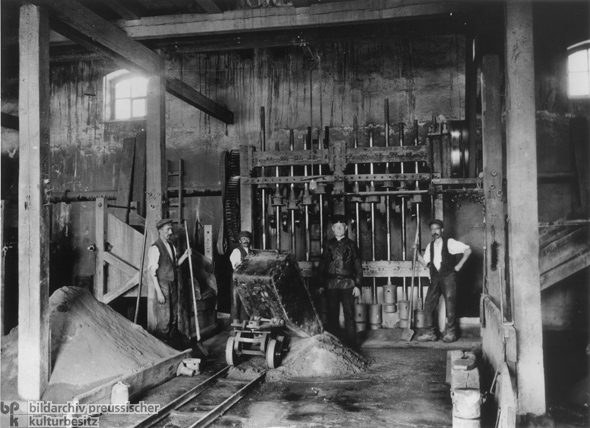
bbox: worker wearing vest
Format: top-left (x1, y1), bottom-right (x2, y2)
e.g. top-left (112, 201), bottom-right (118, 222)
top-left (415, 219), bottom-right (471, 343)
top-left (229, 231), bottom-right (255, 321)
top-left (148, 218), bottom-right (191, 346)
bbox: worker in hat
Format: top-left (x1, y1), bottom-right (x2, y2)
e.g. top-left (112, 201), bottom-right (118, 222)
top-left (229, 230), bottom-right (255, 321)
top-left (318, 215), bottom-right (363, 351)
top-left (415, 219), bottom-right (471, 343)
top-left (147, 218), bottom-right (192, 346)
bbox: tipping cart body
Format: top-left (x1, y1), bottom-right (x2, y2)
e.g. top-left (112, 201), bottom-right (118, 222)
top-left (233, 250), bottom-right (323, 337)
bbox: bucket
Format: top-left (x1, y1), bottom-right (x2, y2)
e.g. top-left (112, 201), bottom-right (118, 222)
top-left (111, 381), bottom-right (130, 405)
top-left (415, 309), bottom-right (426, 328)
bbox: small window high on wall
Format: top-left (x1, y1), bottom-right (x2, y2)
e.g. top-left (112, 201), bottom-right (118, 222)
top-left (568, 41), bottom-right (590, 98)
top-left (105, 70), bottom-right (148, 120)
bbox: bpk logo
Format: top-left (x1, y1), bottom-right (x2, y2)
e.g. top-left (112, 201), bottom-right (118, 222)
top-left (0, 401), bottom-right (19, 426)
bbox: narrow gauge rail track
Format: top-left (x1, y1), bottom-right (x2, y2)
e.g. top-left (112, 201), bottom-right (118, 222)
top-left (131, 366), bottom-right (266, 428)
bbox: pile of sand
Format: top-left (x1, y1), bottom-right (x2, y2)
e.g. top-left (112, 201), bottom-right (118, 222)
top-left (266, 333), bottom-right (369, 381)
top-left (1, 286), bottom-right (179, 403)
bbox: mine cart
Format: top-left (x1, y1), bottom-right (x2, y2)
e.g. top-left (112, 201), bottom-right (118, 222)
top-left (225, 316), bottom-right (286, 369)
top-left (227, 251), bottom-right (323, 368)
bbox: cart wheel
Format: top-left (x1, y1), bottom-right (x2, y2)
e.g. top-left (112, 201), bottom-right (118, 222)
top-left (266, 338), bottom-right (282, 369)
top-left (225, 337), bottom-right (241, 366)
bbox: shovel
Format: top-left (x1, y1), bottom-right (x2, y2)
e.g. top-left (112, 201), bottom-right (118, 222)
top-left (184, 221), bottom-right (208, 357)
top-left (402, 226), bottom-right (420, 341)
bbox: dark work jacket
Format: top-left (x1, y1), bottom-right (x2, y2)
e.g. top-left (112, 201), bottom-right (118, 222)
top-left (153, 238), bottom-right (178, 282)
top-left (428, 237), bottom-right (455, 278)
top-left (320, 237), bottom-right (363, 289)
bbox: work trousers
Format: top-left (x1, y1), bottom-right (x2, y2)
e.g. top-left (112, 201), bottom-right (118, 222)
top-left (423, 271), bottom-right (457, 335)
top-left (153, 279), bottom-right (179, 342)
top-left (231, 279), bottom-right (248, 322)
top-left (325, 288), bottom-right (357, 350)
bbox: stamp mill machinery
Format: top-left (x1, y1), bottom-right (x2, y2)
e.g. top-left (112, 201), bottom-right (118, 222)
top-left (223, 99), bottom-right (481, 331)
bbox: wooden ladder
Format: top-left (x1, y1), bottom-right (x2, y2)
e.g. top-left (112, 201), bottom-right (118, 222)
top-left (167, 159), bottom-right (184, 224)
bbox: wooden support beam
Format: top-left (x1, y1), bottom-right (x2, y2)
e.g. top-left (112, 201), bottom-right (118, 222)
top-left (194, 0), bottom-right (223, 14)
top-left (481, 55), bottom-right (505, 306)
top-left (145, 75), bottom-right (166, 334)
top-left (114, 138), bottom-right (136, 223)
top-left (93, 0), bottom-right (466, 41)
top-left (103, 251), bottom-right (138, 277)
top-left (101, 0), bottom-right (147, 20)
top-left (505, 0), bottom-right (546, 416)
top-left (132, 131), bottom-right (147, 218)
top-left (95, 198), bottom-right (107, 300)
top-left (33, 0), bottom-right (234, 124)
top-left (18, 3), bottom-right (50, 401)
top-left (466, 31), bottom-right (478, 178)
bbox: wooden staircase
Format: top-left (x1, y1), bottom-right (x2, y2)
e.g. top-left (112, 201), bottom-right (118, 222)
top-left (539, 221), bottom-right (590, 290)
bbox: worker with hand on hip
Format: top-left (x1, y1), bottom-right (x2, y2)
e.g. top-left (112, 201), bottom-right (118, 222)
top-left (318, 215), bottom-right (363, 351)
top-left (415, 219), bottom-right (471, 343)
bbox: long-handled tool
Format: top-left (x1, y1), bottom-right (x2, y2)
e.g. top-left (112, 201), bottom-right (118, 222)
top-left (133, 227), bottom-right (149, 324)
top-left (402, 226), bottom-right (420, 341)
top-left (184, 221), bottom-right (208, 357)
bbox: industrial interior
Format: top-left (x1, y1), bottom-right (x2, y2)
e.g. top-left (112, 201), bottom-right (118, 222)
top-left (1, 0), bottom-right (589, 427)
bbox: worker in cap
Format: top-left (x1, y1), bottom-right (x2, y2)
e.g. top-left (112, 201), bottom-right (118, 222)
top-left (415, 218), bottom-right (471, 343)
top-left (229, 230), bottom-right (256, 321)
top-left (318, 214), bottom-right (363, 351)
top-left (147, 218), bottom-right (192, 347)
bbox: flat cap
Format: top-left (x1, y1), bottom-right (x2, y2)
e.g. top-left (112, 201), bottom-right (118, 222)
top-left (238, 231), bottom-right (253, 240)
top-left (428, 219), bottom-right (444, 228)
top-left (156, 218), bottom-right (173, 229)
top-left (331, 215), bottom-right (348, 225)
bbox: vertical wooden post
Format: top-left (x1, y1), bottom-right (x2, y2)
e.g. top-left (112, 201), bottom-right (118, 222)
top-left (505, 0), bottom-right (546, 415)
top-left (18, 4), bottom-right (50, 400)
top-left (481, 55), bottom-right (505, 306)
top-left (1, 200), bottom-right (6, 336)
top-left (145, 75), bottom-right (166, 333)
top-left (94, 197), bottom-right (107, 300)
top-left (466, 32), bottom-right (478, 178)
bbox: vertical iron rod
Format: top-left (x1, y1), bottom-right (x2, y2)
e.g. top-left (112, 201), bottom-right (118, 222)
top-left (260, 107), bottom-right (267, 249)
top-left (369, 131), bottom-right (377, 304)
top-left (274, 142), bottom-right (282, 252)
top-left (399, 122), bottom-right (407, 298)
top-left (289, 130), bottom-right (297, 255)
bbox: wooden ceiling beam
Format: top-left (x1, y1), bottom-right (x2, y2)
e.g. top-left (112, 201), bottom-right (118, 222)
top-left (49, 0), bottom-right (470, 43)
top-left (34, 0), bottom-right (233, 124)
top-left (100, 0), bottom-right (147, 20)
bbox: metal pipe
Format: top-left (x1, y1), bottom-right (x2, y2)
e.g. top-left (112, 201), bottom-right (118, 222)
top-left (304, 130), bottom-right (312, 262)
top-left (274, 142), bottom-right (283, 252)
top-left (260, 107), bottom-right (268, 249)
top-left (289, 130), bottom-right (297, 255)
top-left (369, 131), bottom-right (378, 304)
top-left (399, 122), bottom-right (407, 299)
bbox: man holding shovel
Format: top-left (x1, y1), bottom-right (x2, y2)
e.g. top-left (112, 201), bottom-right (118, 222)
top-left (415, 219), bottom-right (471, 343)
top-left (229, 231), bottom-right (255, 321)
top-left (148, 218), bottom-right (192, 347)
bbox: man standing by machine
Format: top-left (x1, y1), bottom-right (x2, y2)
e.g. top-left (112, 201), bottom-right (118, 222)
top-left (230, 231), bottom-right (255, 321)
top-left (415, 219), bottom-right (471, 343)
top-left (148, 218), bottom-right (191, 347)
top-left (318, 215), bottom-right (363, 351)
